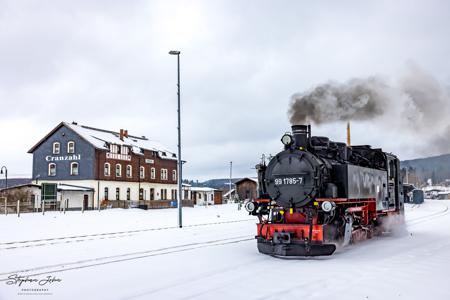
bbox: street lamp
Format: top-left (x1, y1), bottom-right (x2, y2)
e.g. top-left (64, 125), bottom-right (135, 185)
top-left (169, 50), bottom-right (183, 228)
top-left (0, 166), bottom-right (7, 190)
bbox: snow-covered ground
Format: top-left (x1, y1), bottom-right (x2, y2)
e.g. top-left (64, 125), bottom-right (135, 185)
top-left (1, 201), bottom-right (450, 300)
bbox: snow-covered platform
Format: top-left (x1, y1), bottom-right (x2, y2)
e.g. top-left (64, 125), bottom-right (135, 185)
top-left (1, 201), bottom-right (450, 300)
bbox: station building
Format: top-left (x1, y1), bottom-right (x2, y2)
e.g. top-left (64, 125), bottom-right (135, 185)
top-left (28, 122), bottom-right (184, 209)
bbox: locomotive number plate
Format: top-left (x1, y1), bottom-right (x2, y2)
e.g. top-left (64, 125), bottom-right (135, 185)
top-left (274, 177), bottom-right (304, 185)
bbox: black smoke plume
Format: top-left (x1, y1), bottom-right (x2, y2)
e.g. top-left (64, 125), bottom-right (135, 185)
top-left (289, 78), bottom-right (388, 124)
top-left (288, 64), bottom-right (450, 155)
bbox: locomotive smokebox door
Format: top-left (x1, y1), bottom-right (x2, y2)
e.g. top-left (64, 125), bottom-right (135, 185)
top-left (265, 150), bottom-right (322, 208)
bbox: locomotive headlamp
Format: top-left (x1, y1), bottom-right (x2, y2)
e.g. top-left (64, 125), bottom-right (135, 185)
top-left (245, 201), bottom-right (256, 213)
top-left (321, 201), bottom-right (336, 212)
top-left (281, 134), bottom-right (293, 146)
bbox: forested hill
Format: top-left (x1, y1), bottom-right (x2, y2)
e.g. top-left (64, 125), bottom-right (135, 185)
top-left (401, 154), bottom-right (450, 183)
top-left (0, 178), bottom-right (32, 189)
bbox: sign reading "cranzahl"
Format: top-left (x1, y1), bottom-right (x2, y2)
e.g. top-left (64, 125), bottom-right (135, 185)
top-left (46, 154), bottom-right (81, 161)
top-left (106, 153), bottom-right (131, 161)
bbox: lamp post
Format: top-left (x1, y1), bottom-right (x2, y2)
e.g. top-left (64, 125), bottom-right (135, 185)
top-left (169, 50), bottom-right (183, 228)
top-left (0, 166), bottom-right (7, 190)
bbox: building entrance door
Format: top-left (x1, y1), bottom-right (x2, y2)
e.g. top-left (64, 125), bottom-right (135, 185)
top-left (83, 195), bottom-right (89, 209)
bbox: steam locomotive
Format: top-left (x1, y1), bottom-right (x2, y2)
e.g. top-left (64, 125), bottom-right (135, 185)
top-left (246, 125), bottom-right (404, 256)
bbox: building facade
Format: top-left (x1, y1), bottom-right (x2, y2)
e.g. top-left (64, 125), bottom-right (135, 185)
top-left (235, 178), bottom-right (258, 201)
top-left (28, 122), bottom-right (182, 209)
top-left (190, 187), bottom-right (223, 206)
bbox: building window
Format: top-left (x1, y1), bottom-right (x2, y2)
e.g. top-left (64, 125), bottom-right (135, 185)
top-left (121, 146), bottom-right (129, 155)
top-left (67, 141), bottom-right (75, 154)
top-left (48, 163), bottom-right (56, 176)
top-left (172, 170), bottom-right (177, 181)
top-left (53, 142), bottom-right (60, 154)
top-left (116, 164), bottom-right (122, 177)
top-left (70, 162), bottom-right (79, 176)
top-left (150, 188), bottom-right (155, 200)
top-left (140, 166), bottom-right (145, 179)
top-left (110, 144), bottom-right (118, 154)
top-left (104, 187), bottom-right (109, 200)
top-left (161, 169), bottom-right (168, 180)
top-left (116, 188), bottom-right (120, 200)
top-left (126, 165), bottom-right (132, 178)
top-left (126, 188), bottom-right (131, 201)
top-left (104, 163), bottom-right (111, 176)
top-left (172, 189), bottom-right (177, 200)
top-left (151, 167), bottom-right (156, 179)
top-left (160, 189), bottom-right (167, 200)
top-left (139, 188), bottom-right (144, 200)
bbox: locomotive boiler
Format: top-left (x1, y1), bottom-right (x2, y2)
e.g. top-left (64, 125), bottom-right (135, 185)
top-left (246, 125), bottom-right (404, 256)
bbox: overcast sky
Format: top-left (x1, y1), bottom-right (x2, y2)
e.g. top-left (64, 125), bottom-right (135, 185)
top-left (1, 0), bottom-right (450, 180)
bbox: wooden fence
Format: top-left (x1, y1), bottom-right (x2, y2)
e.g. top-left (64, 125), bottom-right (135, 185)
top-left (103, 199), bottom-right (194, 209)
top-left (1, 197), bottom-right (196, 214)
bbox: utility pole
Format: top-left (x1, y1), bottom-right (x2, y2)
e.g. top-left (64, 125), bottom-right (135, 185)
top-left (229, 161), bottom-right (233, 203)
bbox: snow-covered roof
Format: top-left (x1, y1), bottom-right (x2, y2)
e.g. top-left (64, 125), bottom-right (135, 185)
top-left (190, 187), bottom-right (217, 192)
top-left (57, 184), bottom-right (94, 192)
top-left (423, 185), bottom-right (450, 192)
top-left (235, 177), bottom-right (258, 185)
top-left (223, 189), bottom-right (236, 197)
top-left (29, 122), bottom-right (177, 160)
top-left (0, 183), bottom-right (40, 192)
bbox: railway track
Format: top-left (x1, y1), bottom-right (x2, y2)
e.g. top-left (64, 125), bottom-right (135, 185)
top-left (1, 203), bottom-right (448, 279)
top-left (0, 218), bottom-right (255, 251)
top-left (0, 235), bottom-right (254, 279)
top-left (406, 202), bottom-right (449, 227)
top-left (3, 202), bottom-right (445, 251)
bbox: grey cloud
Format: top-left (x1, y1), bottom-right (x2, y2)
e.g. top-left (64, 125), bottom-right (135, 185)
top-left (1, 0), bottom-right (450, 180)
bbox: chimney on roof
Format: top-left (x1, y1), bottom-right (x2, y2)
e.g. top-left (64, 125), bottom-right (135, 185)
top-left (72, 121), bottom-right (78, 125)
top-left (119, 129), bottom-right (129, 141)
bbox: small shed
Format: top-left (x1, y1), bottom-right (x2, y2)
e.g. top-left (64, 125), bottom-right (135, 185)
top-left (214, 190), bottom-right (223, 205)
top-left (190, 187), bottom-right (217, 206)
top-left (437, 191), bottom-right (450, 200)
top-left (57, 184), bottom-right (95, 210)
top-left (235, 178), bottom-right (258, 201)
top-left (0, 184), bottom-right (41, 213)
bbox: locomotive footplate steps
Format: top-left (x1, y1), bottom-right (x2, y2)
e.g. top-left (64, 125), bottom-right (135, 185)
top-left (257, 238), bottom-right (336, 256)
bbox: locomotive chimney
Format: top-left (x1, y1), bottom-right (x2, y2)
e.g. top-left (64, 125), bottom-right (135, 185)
top-left (291, 125), bottom-right (309, 149)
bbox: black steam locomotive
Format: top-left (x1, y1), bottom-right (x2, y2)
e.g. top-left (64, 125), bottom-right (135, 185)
top-left (246, 125), bottom-right (404, 256)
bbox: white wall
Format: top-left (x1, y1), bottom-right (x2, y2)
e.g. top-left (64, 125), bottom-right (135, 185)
top-left (60, 191), bottom-right (92, 209)
top-left (194, 191), bottom-right (215, 206)
top-left (38, 179), bottom-right (179, 208)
